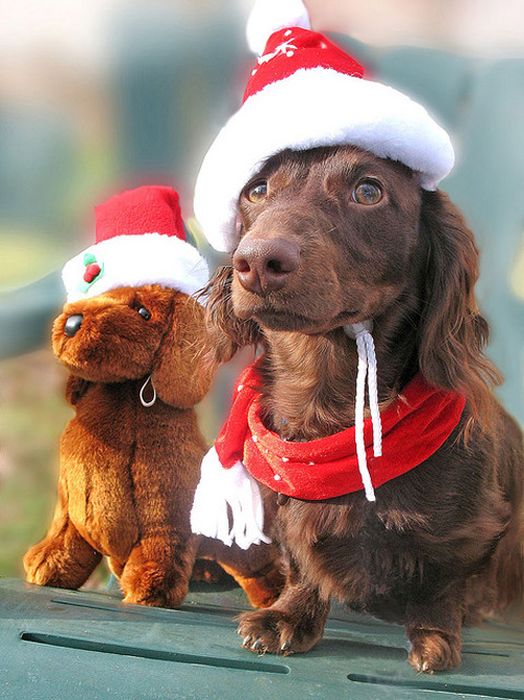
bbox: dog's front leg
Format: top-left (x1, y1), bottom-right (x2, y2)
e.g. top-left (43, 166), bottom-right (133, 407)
top-left (405, 582), bottom-right (463, 673)
top-left (236, 579), bottom-right (330, 655)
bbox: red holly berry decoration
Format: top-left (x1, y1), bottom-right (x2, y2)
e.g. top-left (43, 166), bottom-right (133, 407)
top-left (83, 262), bottom-right (101, 283)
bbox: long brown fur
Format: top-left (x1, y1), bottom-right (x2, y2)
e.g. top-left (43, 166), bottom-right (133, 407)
top-left (203, 145), bottom-right (524, 671)
top-left (23, 284), bottom-right (282, 608)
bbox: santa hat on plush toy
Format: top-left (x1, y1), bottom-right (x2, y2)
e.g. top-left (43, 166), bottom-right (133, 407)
top-left (194, 0), bottom-right (455, 253)
top-left (62, 185), bottom-right (208, 303)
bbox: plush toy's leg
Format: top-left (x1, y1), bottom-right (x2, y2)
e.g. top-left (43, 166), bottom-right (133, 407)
top-left (204, 539), bottom-right (284, 608)
top-left (219, 559), bottom-right (285, 608)
top-left (120, 533), bottom-right (197, 608)
top-left (405, 585), bottom-right (463, 673)
top-left (24, 485), bottom-right (101, 588)
top-left (191, 559), bottom-right (232, 584)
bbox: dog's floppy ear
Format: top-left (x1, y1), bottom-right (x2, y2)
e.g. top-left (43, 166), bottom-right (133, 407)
top-left (151, 293), bottom-right (215, 408)
top-left (198, 265), bottom-right (262, 364)
top-left (418, 190), bottom-right (501, 429)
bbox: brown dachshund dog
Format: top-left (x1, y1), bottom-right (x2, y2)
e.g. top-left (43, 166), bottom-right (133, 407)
top-left (203, 145), bottom-right (524, 671)
top-left (24, 284), bottom-right (282, 608)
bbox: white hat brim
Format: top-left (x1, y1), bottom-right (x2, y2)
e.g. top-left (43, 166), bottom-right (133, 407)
top-left (62, 232), bottom-right (209, 303)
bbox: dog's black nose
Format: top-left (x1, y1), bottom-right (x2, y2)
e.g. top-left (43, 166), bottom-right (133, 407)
top-left (64, 314), bottom-right (83, 337)
top-left (233, 238), bottom-right (300, 295)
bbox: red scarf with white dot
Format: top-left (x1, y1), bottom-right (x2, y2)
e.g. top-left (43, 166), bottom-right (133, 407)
top-left (214, 358), bottom-right (466, 501)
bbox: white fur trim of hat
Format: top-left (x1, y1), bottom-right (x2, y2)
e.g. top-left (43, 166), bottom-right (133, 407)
top-left (62, 232), bottom-right (209, 303)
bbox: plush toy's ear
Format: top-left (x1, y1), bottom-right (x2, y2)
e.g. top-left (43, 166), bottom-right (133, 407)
top-left (152, 293), bottom-right (215, 408)
top-left (65, 375), bottom-right (91, 405)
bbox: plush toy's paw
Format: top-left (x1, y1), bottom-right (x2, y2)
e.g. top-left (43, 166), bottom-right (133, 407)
top-left (237, 608), bottom-right (322, 656)
top-left (24, 544), bottom-right (64, 586)
top-left (23, 539), bottom-right (98, 589)
top-left (121, 560), bottom-right (189, 609)
top-left (408, 629), bottom-right (462, 673)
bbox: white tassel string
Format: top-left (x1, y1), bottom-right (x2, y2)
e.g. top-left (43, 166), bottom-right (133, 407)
top-left (345, 321), bottom-right (382, 502)
top-left (364, 331), bottom-right (382, 457)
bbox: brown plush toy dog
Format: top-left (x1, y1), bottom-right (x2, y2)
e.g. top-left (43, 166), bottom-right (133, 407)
top-left (24, 186), bottom-right (282, 608)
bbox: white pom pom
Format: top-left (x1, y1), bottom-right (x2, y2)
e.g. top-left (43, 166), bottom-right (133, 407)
top-left (246, 0), bottom-right (311, 56)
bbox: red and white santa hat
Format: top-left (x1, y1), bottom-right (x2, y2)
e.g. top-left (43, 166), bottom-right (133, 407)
top-left (62, 185), bottom-right (208, 303)
top-left (194, 0), bottom-right (455, 253)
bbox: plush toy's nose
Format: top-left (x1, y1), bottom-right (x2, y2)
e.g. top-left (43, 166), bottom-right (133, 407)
top-left (64, 314), bottom-right (84, 337)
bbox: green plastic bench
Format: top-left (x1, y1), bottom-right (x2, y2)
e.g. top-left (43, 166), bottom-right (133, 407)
top-left (2, 578), bottom-right (523, 699)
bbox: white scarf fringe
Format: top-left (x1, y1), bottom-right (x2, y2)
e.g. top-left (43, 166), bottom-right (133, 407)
top-left (190, 446), bottom-right (270, 550)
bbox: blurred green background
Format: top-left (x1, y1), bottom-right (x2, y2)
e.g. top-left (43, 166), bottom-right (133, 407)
top-left (0, 0), bottom-right (523, 580)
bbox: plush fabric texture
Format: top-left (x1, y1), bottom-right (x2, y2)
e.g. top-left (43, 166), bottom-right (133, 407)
top-left (63, 186), bottom-right (208, 302)
top-left (214, 359), bottom-right (466, 500)
top-left (193, 5), bottom-right (454, 252)
top-left (23, 285), bottom-right (283, 609)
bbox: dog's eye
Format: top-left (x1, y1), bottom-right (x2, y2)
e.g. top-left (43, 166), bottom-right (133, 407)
top-left (137, 307), bottom-right (151, 320)
top-left (352, 180), bottom-right (383, 205)
top-left (246, 180), bottom-right (268, 203)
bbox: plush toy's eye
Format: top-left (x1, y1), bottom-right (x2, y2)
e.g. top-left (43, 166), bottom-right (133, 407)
top-left (137, 306), bottom-right (151, 320)
top-left (246, 180), bottom-right (268, 203)
top-left (352, 179), bottom-right (383, 205)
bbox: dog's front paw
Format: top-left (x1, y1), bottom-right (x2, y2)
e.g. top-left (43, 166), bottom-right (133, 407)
top-left (237, 608), bottom-right (321, 656)
top-left (408, 629), bottom-right (461, 673)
